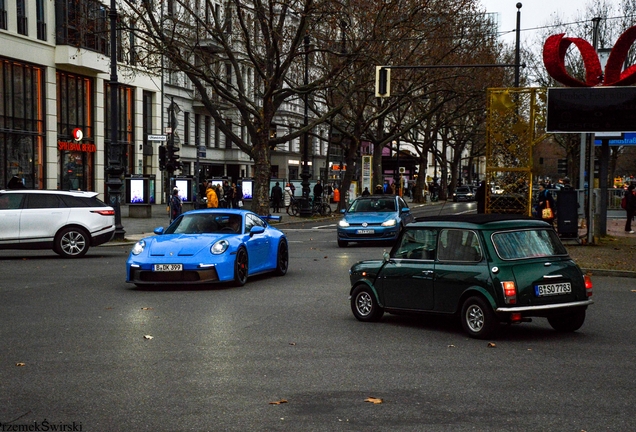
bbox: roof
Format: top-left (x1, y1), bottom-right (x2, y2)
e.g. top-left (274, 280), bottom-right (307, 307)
top-left (412, 214), bottom-right (551, 229)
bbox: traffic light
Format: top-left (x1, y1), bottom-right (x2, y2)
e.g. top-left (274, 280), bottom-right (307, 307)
top-left (165, 143), bottom-right (181, 172)
top-left (159, 145), bottom-right (167, 170)
top-left (375, 66), bottom-right (390, 97)
top-left (557, 158), bottom-right (567, 175)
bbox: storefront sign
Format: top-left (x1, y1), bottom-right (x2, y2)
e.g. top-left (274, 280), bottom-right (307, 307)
top-left (58, 142), bottom-right (97, 152)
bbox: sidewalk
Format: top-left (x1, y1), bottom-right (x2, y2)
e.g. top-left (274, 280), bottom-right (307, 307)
top-left (109, 202), bottom-right (636, 278)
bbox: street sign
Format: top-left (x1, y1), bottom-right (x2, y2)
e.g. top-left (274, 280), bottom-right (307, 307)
top-left (198, 146), bottom-right (206, 158)
top-left (147, 134), bottom-right (167, 141)
top-left (594, 132), bottom-right (636, 146)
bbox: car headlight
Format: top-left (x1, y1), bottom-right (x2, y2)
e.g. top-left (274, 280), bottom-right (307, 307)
top-left (211, 239), bottom-right (229, 255)
top-left (338, 219), bottom-right (350, 227)
top-left (381, 219), bottom-right (397, 227)
top-left (131, 240), bottom-right (145, 255)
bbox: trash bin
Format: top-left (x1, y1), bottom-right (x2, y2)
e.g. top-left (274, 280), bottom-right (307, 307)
top-left (556, 189), bottom-right (578, 238)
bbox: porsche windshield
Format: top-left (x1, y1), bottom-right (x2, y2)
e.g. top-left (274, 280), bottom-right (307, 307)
top-left (165, 213), bottom-right (242, 234)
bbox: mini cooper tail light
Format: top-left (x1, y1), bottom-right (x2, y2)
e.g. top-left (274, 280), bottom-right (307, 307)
top-left (510, 312), bottom-right (522, 322)
top-left (501, 281), bottom-right (517, 304)
top-left (584, 274), bottom-right (593, 297)
top-left (92, 209), bottom-right (115, 216)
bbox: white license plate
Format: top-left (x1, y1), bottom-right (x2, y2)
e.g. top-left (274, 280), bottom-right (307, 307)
top-left (356, 229), bottom-right (375, 234)
top-left (535, 282), bottom-right (571, 296)
top-left (153, 264), bottom-right (183, 272)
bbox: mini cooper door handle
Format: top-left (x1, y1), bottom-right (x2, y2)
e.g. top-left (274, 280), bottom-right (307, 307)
top-left (422, 270), bottom-right (434, 276)
top-left (543, 274), bottom-right (563, 279)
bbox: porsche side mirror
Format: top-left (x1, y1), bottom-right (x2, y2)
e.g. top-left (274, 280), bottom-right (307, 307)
top-left (153, 227), bottom-right (165, 235)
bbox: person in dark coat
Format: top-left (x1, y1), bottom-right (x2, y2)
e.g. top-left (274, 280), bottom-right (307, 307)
top-left (535, 183), bottom-right (556, 224)
top-left (476, 180), bottom-right (487, 214)
top-left (313, 180), bottom-right (323, 202)
top-left (361, 187), bottom-right (371, 196)
top-left (271, 181), bottom-right (283, 213)
top-left (169, 188), bottom-right (182, 223)
top-left (7, 175), bottom-right (26, 189)
top-left (624, 184), bottom-right (636, 233)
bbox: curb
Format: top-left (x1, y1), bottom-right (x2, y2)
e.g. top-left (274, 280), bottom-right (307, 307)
top-left (580, 268), bottom-right (636, 279)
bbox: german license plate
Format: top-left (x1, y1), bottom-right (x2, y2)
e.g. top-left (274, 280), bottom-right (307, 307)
top-left (153, 264), bottom-right (183, 272)
top-left (356, 229), bottom-right (374, 234)
top-left (535, 282), bottom-right (571, 296)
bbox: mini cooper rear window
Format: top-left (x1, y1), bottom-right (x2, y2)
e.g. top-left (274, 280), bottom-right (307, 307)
top-left (492, 229), bottom-right (567, 260)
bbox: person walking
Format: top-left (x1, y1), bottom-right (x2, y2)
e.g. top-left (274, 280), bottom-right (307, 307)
top-left (284, 183), bottom-right (292, 211)
top-left (169, 188), bottom-right (182, 223)
top-left (535, 183), bottom-right (555, 224)
top-left (233, 182), bottom-right (243, 208)
top-left (206, 182), bottom-right (218, 208)
top-left (624, 184), bottom-right (636, 233)
top-left (362, 187), bottom-right (371, 196)
top-left (271, 181), bottom-right (283, 213)
top-left (223, 180), bottom-right (234, 208)
top-left (313, 180), bottom-right (323, 202)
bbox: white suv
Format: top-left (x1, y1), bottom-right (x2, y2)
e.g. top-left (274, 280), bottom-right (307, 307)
top-left (0, 190), bottom-right (115, 258)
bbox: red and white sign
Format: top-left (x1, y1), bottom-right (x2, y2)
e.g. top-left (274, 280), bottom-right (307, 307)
top-left (72, 128), bottom-right (83, 141)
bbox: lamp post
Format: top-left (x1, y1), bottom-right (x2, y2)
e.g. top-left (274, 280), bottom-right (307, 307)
top-left (514, 3), bottom-right (522, 87)
top-left (106, 0), bottom-right (125, 240)
top-left (300, 34), bottom-right (312, 217)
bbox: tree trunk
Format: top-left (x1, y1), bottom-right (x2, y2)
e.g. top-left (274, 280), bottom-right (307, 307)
top-left (250, 136), bottom-right (272, 216)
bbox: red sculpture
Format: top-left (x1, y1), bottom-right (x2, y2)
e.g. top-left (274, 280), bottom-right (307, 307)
top-left (543, 25), bottom-right (636, 87)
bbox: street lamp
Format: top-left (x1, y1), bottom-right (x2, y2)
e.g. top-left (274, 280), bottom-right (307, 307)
top-left (300, 34), bottom-right (312, 217)
top-left (514, 3), bottom-right (522, 87)
top-left (106, 0), bottom-right (125, 240)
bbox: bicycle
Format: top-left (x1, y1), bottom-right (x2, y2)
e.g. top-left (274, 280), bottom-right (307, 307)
top-left (287, 196), bottom-right (301, 216)
top-left (311, 196), bottom-right (332, 216)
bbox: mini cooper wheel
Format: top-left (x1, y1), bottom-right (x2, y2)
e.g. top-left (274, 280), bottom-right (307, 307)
top-left (461, 296), bottom-right (498, 339)
top-left (233, 247), bottom-right (248, 286)
top-left (547, 309), bottom-right (586, 332)
top-left (338, 239), bottom-right (348, 248)
top-left (274, 239), bottom-right (289, 276)
top-left (54, 226), bottom-right (90, 258)
top-left (351, 285), bottom-right (384, 322)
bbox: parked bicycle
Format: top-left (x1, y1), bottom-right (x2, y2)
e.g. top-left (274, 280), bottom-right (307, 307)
top-left (286, 196), bottom-right (331, 217)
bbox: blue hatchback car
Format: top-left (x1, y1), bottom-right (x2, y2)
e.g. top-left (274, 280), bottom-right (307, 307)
top-left (337, 195), bottom-right (413, 247)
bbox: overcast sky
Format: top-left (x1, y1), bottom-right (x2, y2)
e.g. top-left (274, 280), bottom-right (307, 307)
top-left (479, 0), bottom-right (622, 44)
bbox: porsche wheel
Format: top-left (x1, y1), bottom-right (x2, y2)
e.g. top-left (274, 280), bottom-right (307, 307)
top-left (54, 226), bottom-right (90, 258)
top-left (233, 247), bottom-right (248, 287)
top-left (351, 285), bottom-right (384, 322)
top-left (461, 296), bottom-right (498, 339)
top-left (274, 239), bottom-right (289, 276)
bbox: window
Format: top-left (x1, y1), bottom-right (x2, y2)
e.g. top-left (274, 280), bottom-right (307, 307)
top-left (183, 111), bottom-right (190, 145)
top-left (25, 194), bottom-right (61, 209)
top-left (0, 193), bottom-right (25, 209)
top-left (492, 229), bottom-right (567, 260)
top-left (438, 229), bottom-right (482, 262)
top-left (394, 229), bottom-right (437, 260)
top-left (36, 0), bottom-right (46, 40)
top-left (0, 0), bottom-right (6, 30)
top-left (17, 0), bottom-right (27, 35)
top-left (205, 116), bottom-right (211, 147)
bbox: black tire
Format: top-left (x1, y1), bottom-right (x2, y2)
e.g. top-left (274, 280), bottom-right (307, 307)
top-left (547, 309), bottom-right (586, 332)
top-left (351, 285), bottom-right (384, 322)
top-left (274, 239), bottom-right (289, 276)
top-left (233, 247), bottom-right (248, 287)
top-left (461, 296), bottom-right (498, 339)
top-left (338, 239), bottom-right (348, 248)
top-left (287, 202), bottom-right (300, 217)
top-left (54, 226), bottom-right (90, 258)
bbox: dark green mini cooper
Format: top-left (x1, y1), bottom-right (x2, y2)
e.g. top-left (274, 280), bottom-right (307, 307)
top-left (349, 215), bottom-right (593, 339)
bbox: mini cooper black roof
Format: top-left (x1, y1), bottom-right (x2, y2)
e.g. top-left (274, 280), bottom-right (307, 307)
top-left (413, 214), bottom-right (551, 229)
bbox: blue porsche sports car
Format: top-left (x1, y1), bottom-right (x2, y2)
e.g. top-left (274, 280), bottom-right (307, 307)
top-left (337, 195), bottom-right (413, 247)
top-left (126, 209), bottom-right (288, 286)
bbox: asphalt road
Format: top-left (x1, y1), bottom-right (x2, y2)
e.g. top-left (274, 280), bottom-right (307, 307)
top-left (1, 211), bottom-right (636, 431)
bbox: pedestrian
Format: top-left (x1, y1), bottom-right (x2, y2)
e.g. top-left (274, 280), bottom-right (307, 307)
top-left (476, 180), bottom-right (487, 214)
top-left (362, 187), bottom-right (371, 196)
top-left (233, 183), bottom-right (243, 208)
top-left (206, 182), bottom-right (218, 208)
top-left (284, 183), bottom-right (292, 210)
top-left (374, 184), bottom-right (384, 195)
top-left (624, 184), bottom-right (636, 233)
top-left (169, 188), bottom-right (182, 223)
top-left (289, 183), bottom-right (296, 196)
top-left (313, 179), bottom-right (323, 202)
top-left (7, 175), bottom-right (26, 189)
top-left (224, 180), bottom-right (234, 208)
top-left (535, 183), bottom-right (556, 224)
top-left (216, 184), bottom-right (224, 207)
top-left (271, 181), bottom-right (283, 213)
top-left (325, 182), bottom-right (333, 201)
